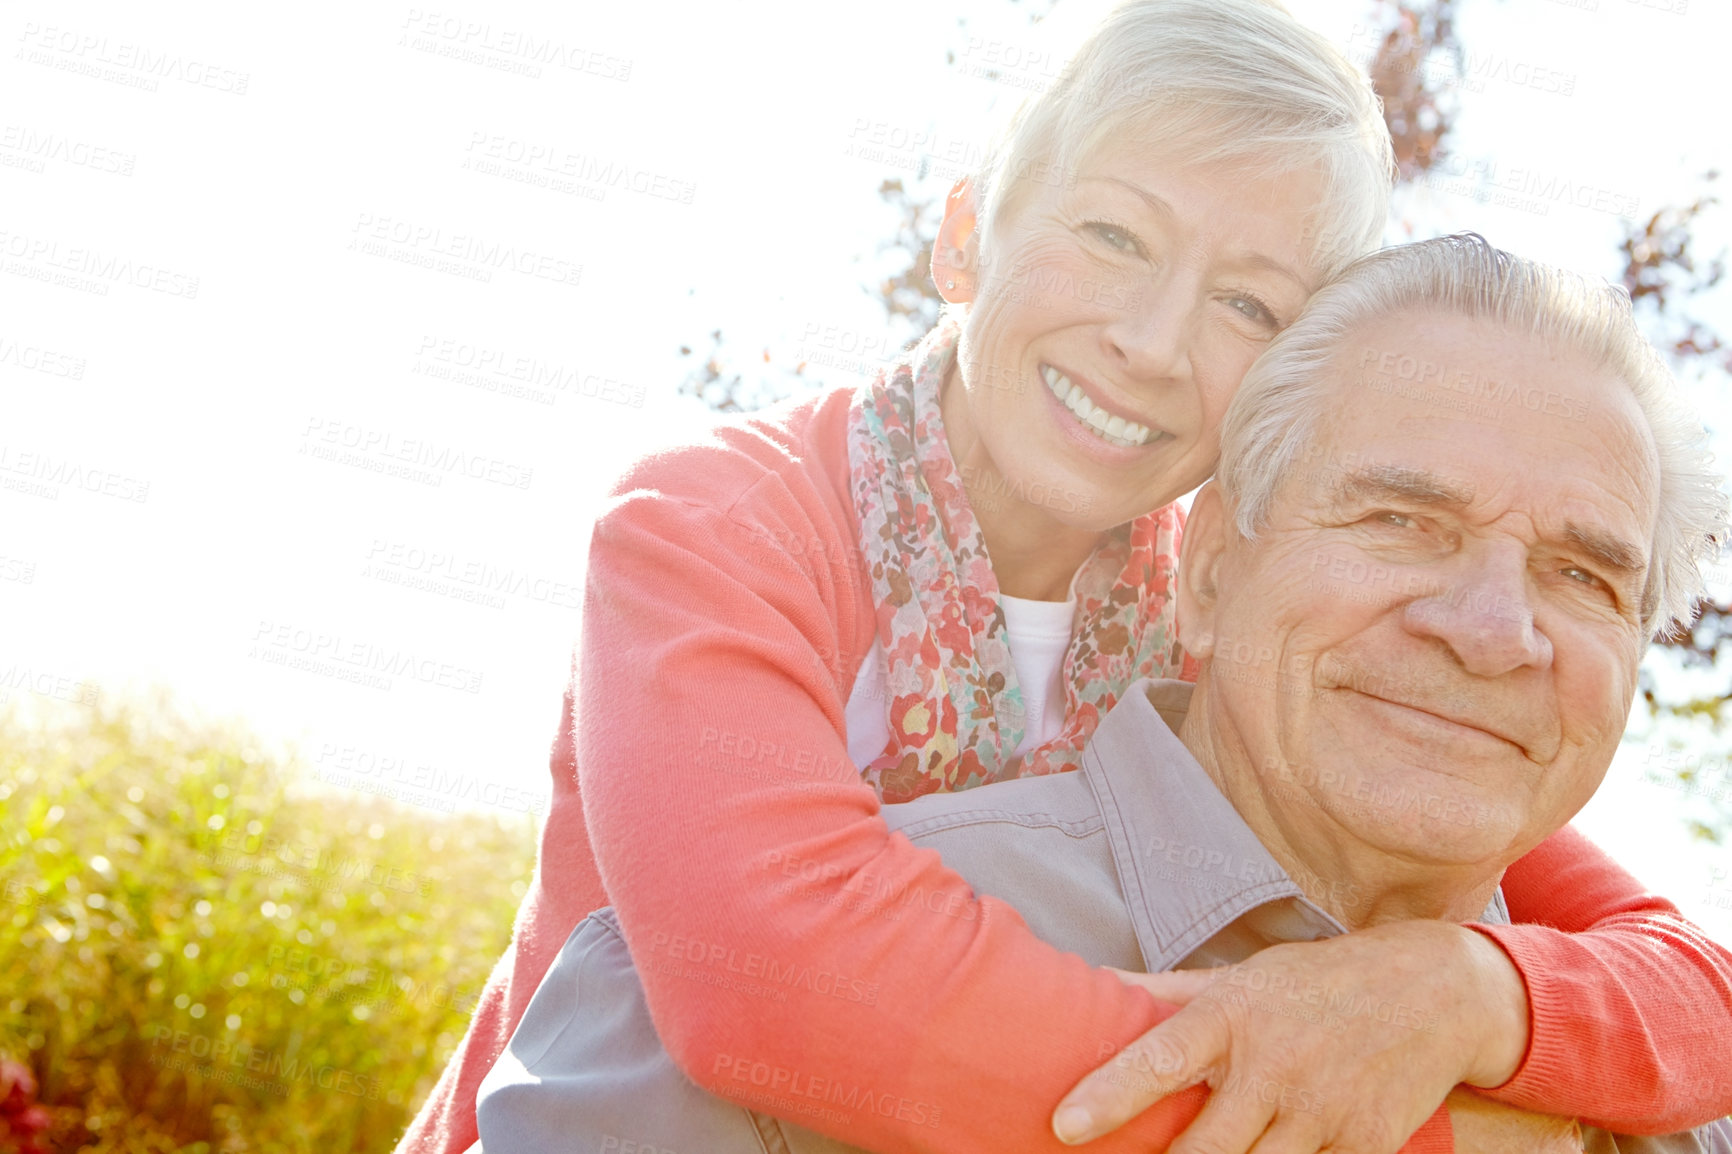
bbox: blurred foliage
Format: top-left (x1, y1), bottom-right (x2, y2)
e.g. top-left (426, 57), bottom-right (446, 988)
top-left (1620, 172), bottom-right (1730, 374)
top-left (869, 178), bottom-right (947, 342)
top-left (0, 694), bottom-right (535, 1152)
top-left (675, 328), bottom-right (812, 415)
top-left (1618, 172), bottom-right (1732, 839)
top-left (1364, 0), bottom-right (1463, 181)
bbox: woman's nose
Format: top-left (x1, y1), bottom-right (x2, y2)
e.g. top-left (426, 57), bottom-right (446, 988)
top-left (1099, 271), bottom-right (1195, 383)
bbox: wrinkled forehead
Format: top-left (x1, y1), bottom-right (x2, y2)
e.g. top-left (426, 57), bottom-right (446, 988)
top-left (1294, 311), bottom-right (1661, 541)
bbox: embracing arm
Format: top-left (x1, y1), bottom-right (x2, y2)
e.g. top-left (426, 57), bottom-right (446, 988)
top-left (579, 459), bottom-right (1216, 1154)
top-left (1473, 824), bottom-right (1732, 1132)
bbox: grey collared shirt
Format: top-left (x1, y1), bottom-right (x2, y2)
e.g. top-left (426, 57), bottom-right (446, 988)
top-left (476, 680), bottom-right (1729, 1154)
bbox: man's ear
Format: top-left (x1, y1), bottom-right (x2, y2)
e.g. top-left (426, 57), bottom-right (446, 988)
top-left (1176, 482), bottom-right (1231, 662)
top-left (931, 178), bottom-right (980, 304)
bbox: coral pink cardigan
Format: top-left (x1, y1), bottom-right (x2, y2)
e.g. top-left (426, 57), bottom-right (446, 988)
top-left (397, 385), bottom-right (1732, 1154)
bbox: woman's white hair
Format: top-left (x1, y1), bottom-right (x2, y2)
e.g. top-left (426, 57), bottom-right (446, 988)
top-left (972, 0), bottom-right (1395, 280)
top-left (1216, 233), bottom-right (1728, 639)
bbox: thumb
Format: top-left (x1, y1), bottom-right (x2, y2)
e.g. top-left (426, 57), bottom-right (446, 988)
top-left (1052, 1000), bottom-right (1228, 1145)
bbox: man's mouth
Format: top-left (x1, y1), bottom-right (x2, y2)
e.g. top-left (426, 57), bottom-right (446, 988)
top-left (1040, 364), bottom-right (1163, 450)
top-left (1348, 690), bottom-right (1531, 755)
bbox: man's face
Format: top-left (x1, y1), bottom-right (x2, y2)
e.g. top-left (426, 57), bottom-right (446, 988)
top-left (1186, 310), bottom-right (1660, 870)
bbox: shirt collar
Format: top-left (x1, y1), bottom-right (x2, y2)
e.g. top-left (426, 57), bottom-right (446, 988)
top-left (1080, 678), bottom-right (1508, 973)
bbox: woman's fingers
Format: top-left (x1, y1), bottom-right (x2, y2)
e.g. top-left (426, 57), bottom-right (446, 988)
top-left (1241, 1113), bottom-right (1332, 1154)
top-left (1052, 997), bottom-right (1232, 1144)
top-left (1166, 1080), bottom-right (1283, 1154)
top-left (1056, 924), bottom-right (1505, 1152)
top-left (1105, 965), bottom-right (1226, 1007)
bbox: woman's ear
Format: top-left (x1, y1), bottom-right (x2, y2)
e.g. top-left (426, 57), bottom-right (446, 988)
top-left (1176, 483), bottom-right (1230, 662)
top-left (931, 178), bottom-right (980, 304)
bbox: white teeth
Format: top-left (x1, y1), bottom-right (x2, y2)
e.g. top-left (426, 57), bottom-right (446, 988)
top-left (1039, 363), bottom-right (1156, 448)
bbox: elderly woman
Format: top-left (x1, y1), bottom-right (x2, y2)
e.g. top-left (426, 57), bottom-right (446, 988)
top-left (398, 2), bottom-right (1732, 1152)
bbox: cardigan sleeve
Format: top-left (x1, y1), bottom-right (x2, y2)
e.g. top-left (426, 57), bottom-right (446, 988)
top-left (578, 461), bottom-right (1212, 1153)
top-left (1472, 824), bottom-right (1732, 1132)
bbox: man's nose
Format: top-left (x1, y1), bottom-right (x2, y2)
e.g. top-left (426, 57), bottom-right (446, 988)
top-left (1099, 270), bottom-right (1195, 382)
top-left (1402, 545), bottom-right (1554, 676)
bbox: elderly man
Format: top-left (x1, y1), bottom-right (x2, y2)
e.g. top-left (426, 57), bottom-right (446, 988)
top-left (473, 236), bottom-right (1731, 1153)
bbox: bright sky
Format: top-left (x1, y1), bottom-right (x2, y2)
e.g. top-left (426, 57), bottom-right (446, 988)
top-left (6, 0), bottom-right (1730, 940)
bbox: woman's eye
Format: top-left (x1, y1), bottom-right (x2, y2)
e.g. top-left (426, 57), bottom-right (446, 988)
top-left (1227, 294), bottom-right (1277, 328)
top-left (1083, 221), bottom-right (1140, 254)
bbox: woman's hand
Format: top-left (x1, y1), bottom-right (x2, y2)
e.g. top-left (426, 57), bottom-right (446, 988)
top-left (1051, 920), bottom-right (1533, 1152)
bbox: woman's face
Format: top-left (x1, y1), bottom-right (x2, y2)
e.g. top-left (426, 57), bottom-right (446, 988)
top-left (947, 142), bottom-right (1328, 532)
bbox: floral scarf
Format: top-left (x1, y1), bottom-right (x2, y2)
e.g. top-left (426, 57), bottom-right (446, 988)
top-left (848, 318), bottom-right (1193, 805)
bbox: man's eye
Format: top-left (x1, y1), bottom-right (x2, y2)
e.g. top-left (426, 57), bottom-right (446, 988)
top-left (1560, 566), bottom-right (1605, 588)
top-left (1370, 511), bottom-right (1416, 529)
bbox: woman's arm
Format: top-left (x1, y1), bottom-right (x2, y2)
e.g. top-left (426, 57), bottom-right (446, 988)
top-left (391, 393), bottom-right (1223, 1154)
top-left (1472, 824), bottom-right (1732, 1132)
top-left (579, 454), bottom-right (1222, 1154)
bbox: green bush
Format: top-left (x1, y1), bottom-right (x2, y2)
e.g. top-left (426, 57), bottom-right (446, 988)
top-left (0, 694), bottom-right (537, 1152)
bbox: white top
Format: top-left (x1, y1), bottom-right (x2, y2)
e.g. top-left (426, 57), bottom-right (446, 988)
top-left (844, 589), bottom-right (1079, 768)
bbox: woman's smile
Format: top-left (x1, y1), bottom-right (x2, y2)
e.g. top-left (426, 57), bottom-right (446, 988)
top-left (1038, 362), bottom-right (1166, 449)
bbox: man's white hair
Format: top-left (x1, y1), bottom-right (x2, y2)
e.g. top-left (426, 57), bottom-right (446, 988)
top-left (972, 0), bottom-right (1395, 280)
top-left (1216, 233), bottom-right (1728, 638)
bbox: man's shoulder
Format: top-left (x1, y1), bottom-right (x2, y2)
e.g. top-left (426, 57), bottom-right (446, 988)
top-left (883, 769), bottom-right (1104, 841)
top-left (879, 770), bottom-right (1144, 970)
